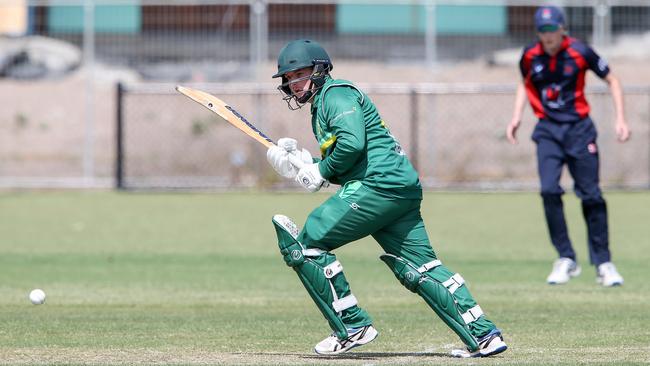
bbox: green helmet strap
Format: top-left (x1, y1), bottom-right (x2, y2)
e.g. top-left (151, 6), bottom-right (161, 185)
top-left (310, 63), bottom-right (330, 88)
top-left (278, 64), bottom-right (331, 109)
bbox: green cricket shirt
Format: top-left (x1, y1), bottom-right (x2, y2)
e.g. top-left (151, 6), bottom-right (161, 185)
top-left (310, 77), bottom-right (422, 199)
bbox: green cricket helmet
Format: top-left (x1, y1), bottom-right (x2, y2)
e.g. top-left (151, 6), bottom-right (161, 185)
top-left (273, 39), bottom-right (332, 109)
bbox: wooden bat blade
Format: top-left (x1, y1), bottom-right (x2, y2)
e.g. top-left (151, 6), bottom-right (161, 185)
top-left (176, 85), bottom-right (275, 148)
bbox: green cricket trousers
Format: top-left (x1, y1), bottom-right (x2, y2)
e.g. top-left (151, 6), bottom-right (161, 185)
top-left (298, 181), bottom-right (495, 337)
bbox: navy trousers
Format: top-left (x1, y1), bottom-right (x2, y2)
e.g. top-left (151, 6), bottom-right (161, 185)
top-left (532, 117), bottom-right (611, 266)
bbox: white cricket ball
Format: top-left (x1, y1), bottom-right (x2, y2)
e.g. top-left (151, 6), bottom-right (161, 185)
top-left (29, 289), bottom-right (46, 305)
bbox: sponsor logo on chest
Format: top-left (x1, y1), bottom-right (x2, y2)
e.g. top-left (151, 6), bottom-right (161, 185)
top-left (563, 65), bottom-right (574, 75)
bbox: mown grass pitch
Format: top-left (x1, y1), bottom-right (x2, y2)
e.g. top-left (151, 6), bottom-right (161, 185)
top-left (1, 191), bottom-right (648, 365)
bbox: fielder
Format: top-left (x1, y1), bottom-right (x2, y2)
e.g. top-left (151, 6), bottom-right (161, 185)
top-left (266, 39), bottom-right (507, 357)
top-left (506, 6), bottom-right (630, 287)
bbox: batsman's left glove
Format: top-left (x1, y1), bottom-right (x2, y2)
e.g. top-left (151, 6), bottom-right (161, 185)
top-left (267, 145), bottom-right (313, 179)
top-left (278, 137), bottom-right (313, 169)
top-left (267, 146), bottom-right (295, 179)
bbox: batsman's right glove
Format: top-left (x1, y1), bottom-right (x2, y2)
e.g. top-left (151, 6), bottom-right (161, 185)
top-left (295, 162), bottom-right (326, 193)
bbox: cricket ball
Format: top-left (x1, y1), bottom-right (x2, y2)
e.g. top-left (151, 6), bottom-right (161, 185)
top-left (29, 289), bottom-right (46, 305)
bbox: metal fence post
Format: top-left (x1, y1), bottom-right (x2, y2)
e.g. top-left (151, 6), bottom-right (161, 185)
top-left (250, 0), bottom-right (268, 72)
top-left (592, 0), bottom-right (612, 47)
top-left (425, 0), bottom-right (437, 68)
top-left (253, 90), bottom-right (265, 185)
top-left (428, 93), bottom-right (436, 185)
top-left (410, 88), bottom-right (419, 171)
top-left (83, 0), bottom-right (96, 186)
top-left (116, 82), bottom-right (124, 190)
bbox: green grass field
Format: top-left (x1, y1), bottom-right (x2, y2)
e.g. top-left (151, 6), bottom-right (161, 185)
top-left (1, 191), bottom-right (649, 365)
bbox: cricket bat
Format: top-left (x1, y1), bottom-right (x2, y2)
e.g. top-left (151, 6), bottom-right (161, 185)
top-left (176, 85), bottom-right (304, 168)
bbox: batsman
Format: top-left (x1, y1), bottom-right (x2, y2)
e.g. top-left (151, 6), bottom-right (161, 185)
top-left (267, 39), bottom-right (508, 357)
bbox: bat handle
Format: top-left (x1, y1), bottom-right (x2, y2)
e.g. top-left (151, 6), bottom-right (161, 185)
top-left (287, 153), bottom-right (305, 170)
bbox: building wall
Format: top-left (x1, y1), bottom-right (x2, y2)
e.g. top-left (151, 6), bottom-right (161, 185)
top-left (337, 4), bottom-right (507, 35)
top-left (47, 4), bottom-right (140, 34)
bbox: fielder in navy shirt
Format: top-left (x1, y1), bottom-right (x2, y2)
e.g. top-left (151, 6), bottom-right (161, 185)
top-left (506, 6), bottom-right (630, 287)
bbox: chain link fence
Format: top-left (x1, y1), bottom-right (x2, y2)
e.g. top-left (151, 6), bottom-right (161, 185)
top-left (117, 82), bottom-right (650, 190)
top-left (1, 0), bottom-right (649, 189)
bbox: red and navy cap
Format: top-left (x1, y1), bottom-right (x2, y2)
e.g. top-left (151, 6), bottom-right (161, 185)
top-left (534, 6), bottom-right (565, 32)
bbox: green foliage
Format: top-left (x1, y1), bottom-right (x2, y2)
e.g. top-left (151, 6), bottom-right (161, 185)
top-left (0, 191), bottom-right (648, 364)
top-left (14, 113), bottom-right (28, 129)
top-left (190, 116), bottom-right (222, 137)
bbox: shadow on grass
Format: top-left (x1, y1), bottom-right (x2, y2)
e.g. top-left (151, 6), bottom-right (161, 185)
top-left (302, 351), bottom-right (451, 360)
top-left (244, 351), bottom-right (450, 360)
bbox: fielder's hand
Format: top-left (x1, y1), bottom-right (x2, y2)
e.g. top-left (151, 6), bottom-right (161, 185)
top-left (295, 163), bottom-right (326, 192)
top-left (506, 118), bottom-right (520, 144)
top-left (615, 118), bottom-right (631, 142)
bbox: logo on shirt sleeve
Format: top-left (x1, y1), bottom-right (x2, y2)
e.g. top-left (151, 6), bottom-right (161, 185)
top-left (597, 58), bottom-right (608, 72)
top-left (332, 107), bottom-right (357, 122)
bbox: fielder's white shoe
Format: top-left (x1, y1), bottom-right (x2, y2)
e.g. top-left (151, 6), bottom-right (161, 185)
top-left (597, 262), bottom-right (624, 287)
top-left (314, 325), bottom-right (378, 355)
top-left (451, 328), bottom-right (508, 358)
top-left (546, 257), bottom-right (581, 285)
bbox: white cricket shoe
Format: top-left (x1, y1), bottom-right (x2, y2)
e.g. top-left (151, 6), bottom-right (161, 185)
top-left (451, 328), bottom-right (508, 358)
top-left (314, 325), bottom-right (378, 355)
top-left (597, 262), bottom-right (624, 287)
top-left (546, 257), bottom-right (581, 285)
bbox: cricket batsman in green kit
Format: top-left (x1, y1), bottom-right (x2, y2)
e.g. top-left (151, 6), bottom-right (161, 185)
top-left (266, 39), bottom-right (508, 358)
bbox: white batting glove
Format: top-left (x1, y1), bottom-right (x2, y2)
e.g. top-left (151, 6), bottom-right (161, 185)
top-left (295, 162), bottom-right (326, 192)
top-left (267, 144), bottom-right (313, 179)
top-left (291, 148), bottom-right (313, 166)
top-left (277, 137), bottom-right (298, 152)
top-left (277, 137), bottom-right (312, 165)
top-left (267, 146), bottom-right (296, 179)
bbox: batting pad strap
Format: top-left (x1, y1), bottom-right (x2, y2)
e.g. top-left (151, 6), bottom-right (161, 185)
top-left (303, 248), bottom-right (325, 257)
top-left (461, 305), bottom-right (484, 324)
top-left (323, 260), bottom-right (343, 279)
top-left (417, 260), bottom-right (442, 273)
top-left (332, 294), bottom-right (358, 313)
top-left (442, 273), bottom-right (465, 294)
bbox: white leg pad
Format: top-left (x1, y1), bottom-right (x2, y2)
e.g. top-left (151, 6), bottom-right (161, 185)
top-left (417, 259), bottom-right (442, 273)
top-left (332, 294), bottom-right (358, 313)
top-left (442, 273), bottom-right (465, 294)
top-left (303, 248), bottom-right (325, 257)
top-left (461, 305), bottom-right (483, 324)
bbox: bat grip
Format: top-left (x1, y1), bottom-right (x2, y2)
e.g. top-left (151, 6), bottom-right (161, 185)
top-left (287, 153), bottom-right (305, 169)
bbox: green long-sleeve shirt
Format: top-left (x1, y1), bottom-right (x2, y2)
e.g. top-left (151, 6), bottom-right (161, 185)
top-left (311, 77), bottom-right (422, 199)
